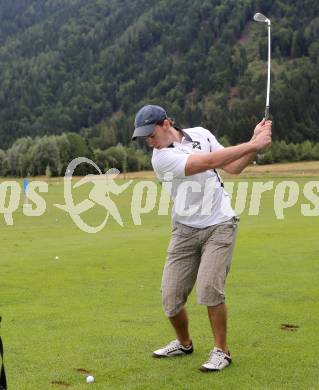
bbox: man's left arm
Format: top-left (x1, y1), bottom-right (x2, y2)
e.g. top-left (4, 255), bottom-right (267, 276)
top-left (222, 119), bottom-right (272, 174)
top-left (221, 151), bottom-right (256, 174)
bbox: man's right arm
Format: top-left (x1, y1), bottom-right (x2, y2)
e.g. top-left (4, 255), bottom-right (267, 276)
top-left (185, 130), bottom-right (271, 176)
top-left (220, 119), bottom-right (272, 174)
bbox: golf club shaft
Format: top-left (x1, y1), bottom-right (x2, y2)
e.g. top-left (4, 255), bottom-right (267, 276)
top-left (265, 23), bottom-right (271, 119)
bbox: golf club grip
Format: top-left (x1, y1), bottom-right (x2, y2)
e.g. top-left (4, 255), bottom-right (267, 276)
top-left (265, 106), bottom-right (270, 120)
top-left (0, 317), bottom-right (6, 390)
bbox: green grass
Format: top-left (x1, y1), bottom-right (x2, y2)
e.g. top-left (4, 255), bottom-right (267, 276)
top-left (1, 176), bottom-right (319, 389)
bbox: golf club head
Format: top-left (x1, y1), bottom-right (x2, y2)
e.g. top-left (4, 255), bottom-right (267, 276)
top-left (253, 13), bottom-right (270, 24)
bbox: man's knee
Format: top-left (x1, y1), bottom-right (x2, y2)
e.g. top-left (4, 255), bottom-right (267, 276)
top-left (161, 287), bottom-right (187, 317)
top-left (196, 284), bottom-right (225, 307)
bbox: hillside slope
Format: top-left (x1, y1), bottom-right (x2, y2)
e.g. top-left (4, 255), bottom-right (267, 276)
top-left (0, 0), bottom-right (318, 148)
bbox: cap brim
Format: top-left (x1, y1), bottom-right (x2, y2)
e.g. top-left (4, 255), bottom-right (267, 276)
top-left (131, 123), bottom-right (156, 140)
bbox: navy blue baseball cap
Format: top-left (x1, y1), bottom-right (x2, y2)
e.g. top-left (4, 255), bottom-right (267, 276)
top-left (132, 105), bottom-right (167, 140)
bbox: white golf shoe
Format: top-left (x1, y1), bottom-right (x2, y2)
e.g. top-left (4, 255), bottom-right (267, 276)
top-left (152, 339), bottom-right (193, 358)
top-left (200, 347), bottom-right (232, 372)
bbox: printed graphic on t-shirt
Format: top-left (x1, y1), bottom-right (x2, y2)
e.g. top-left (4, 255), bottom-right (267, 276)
top-left (192, 141), bottom-right (201, 150)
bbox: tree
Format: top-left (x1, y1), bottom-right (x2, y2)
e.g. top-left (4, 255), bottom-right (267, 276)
top-left (30, 136), bottom-right (60, 176)
top-left (291, 30), bottom-right (306, 58)
top-left (103, 144), bottom-right (127, 172)
top-left (56, 134), bottom-right (71, 175)
top-left (87, 122), bottom-right (116, 150)
top-left (6, 137), bottom-right (34, 176)
top-left (65, 132), bottom-right (93, 175)
top-left (0, 149), bottom-right (8, 176)
top-left (93, 148), bottom-right (110, 173)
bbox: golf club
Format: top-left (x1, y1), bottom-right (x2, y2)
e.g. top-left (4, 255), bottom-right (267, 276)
top-left (253, 12), bottom-right (271, 120)
top-left (0, 317), bottom-right (6, 390)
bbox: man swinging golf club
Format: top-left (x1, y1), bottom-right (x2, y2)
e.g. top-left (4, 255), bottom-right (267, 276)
top-left (132, 104), bottom-right (272, 371)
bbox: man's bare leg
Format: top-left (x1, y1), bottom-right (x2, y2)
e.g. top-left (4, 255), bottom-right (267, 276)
top-left (207, 303), bottom-right (229, 353)
top-left (168, 306), bottom-right (192, 347)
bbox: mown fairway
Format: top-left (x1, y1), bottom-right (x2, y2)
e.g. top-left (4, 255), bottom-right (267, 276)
top-left (1, 173), bottom-right (319, 389)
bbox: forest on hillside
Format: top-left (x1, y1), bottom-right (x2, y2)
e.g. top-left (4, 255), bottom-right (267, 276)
top-left (0, 0), bottom-right (318, 175)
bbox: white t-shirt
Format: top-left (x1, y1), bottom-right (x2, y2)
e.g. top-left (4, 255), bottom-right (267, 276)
top-left (152, 127), bottom-right (235, 228)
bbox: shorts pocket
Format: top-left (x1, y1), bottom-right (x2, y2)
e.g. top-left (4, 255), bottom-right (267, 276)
top-left (213, 222), bottom-right (237, 246)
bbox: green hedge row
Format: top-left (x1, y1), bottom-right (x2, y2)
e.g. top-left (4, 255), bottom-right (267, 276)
top-left (258, 140), bottom-right (319, 164)
top-left (0, 133), bottom-right (151, 177)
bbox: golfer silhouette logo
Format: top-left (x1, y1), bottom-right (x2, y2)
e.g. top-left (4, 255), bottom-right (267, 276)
top-left (54, 157), bottom-right (132, 233)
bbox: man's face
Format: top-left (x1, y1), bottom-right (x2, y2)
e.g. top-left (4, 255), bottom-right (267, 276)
top-left (145, 121), bottom-right (171, 149)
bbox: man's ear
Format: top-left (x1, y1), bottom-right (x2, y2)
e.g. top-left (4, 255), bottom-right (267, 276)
top-left (163, 119), bottom-right (170, 129)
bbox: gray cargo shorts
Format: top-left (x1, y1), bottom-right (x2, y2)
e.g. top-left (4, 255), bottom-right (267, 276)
top-left (160, 217), bottom-right (239, 317)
